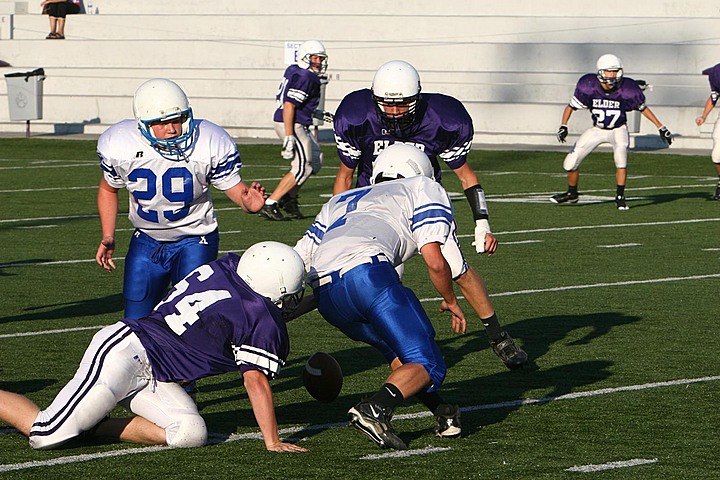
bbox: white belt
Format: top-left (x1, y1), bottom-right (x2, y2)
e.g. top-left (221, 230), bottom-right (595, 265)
top-left (312, 253), bottom-right (389, 288)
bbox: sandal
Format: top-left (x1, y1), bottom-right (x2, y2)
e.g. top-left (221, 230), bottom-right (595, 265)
top-left (46, 32), bottom-right (58, 39)
top-left (55, 34), bottom-right (65, 39)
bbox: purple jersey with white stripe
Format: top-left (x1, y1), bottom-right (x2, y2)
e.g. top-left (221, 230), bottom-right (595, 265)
top-left (569, 73), bottom-right (647, 130)
top-left (333, 89), bottom-right (474, 187)
top-left (273, 64), bottom-right (322, 125)
top-left (702, 63), bottom-right (720, 103)
top-left (122, 253), bottom-right (289, 382)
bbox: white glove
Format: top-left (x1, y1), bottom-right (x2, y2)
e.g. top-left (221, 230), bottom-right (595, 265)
top-left (312, 110), bottom-right (334, 123)
top-left (281, 136), bottom-right (296, 160)
top-left (472, 219), bottom-right (491, 254)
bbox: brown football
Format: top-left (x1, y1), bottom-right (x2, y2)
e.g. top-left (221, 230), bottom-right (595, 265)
top-left (302, 352), bottom-right (343, 403)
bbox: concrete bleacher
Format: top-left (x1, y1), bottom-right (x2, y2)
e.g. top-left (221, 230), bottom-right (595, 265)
top-left (1, 0), bottom-right (720, 150)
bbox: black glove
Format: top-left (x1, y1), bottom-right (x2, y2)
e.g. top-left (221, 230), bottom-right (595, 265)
top-left (659, 126), bottom-right (673, 146)
top-left (557, 125), bottom-right (568, 143)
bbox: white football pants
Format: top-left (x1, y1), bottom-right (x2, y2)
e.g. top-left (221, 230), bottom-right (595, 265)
top-left (29, 322), bottom-right (205, 450)
top-left (563, 124), bottom-right (630, 171)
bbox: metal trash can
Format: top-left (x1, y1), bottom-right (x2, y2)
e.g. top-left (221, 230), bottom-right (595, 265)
top-left (4, 68), bottom-right (45, 121)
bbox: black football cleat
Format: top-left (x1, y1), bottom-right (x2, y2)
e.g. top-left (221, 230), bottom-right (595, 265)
top-left (433, 404), bottom-right (462, 438)
top-left (550, 191), bottom-right (579, 204)
top-left (279, 194), bottom-right (305, 219)
top-left (258, 203), bottom-right (290, 221)
top-left (615, 195), bottom-right (629, 210)
top-left (348, 401), bottom-right (407, 450)
top-left (713, 183), bottom-right (720, 201)
top-left (491, 331), bottom-right (528, 370)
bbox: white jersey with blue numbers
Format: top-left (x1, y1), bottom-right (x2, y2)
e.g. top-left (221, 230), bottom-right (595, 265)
top-left (98, 119), bottom-right (242, 241)
top-left (295, 176), bottom-right (462, 281)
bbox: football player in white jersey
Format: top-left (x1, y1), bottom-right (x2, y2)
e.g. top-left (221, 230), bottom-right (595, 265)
top-left (331, 60), bottom-right (526, 372)
top-left (294, 144), bottom-right (525, 450)
top-left (95, 78), bottom-right (266, 321)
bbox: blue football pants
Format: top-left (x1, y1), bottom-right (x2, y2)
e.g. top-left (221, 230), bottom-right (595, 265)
top-left (123, 229), bottom-right (219, 319)
top-left (314, 261), bottom-right (447, 391)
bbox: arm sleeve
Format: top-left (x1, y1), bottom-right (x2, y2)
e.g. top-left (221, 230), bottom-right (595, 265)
top-left (97, 132), bottom-right (126, 189)
top-left (411, 180), bottom-right (454, 249)
top-left (332, 96), bottom-right (363, 169)
top-left (208, 127), bottom-right (243, 190)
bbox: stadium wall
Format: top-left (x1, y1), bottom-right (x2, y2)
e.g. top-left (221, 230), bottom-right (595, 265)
top-left (0, 0), bottom-right (719, 150)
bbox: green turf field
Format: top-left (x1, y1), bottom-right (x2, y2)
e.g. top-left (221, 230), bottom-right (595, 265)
top-left (0, 138), bottom-right (718, 478)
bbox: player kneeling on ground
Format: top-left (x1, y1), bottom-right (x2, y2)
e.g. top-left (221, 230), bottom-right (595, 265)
top-left (0, 242), bottom-right (308, 453)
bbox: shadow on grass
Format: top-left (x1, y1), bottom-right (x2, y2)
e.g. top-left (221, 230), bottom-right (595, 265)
top-left (0, 379), bottom-right (57, 395)
top-left (0, 294), bottom-right (124, 325)
top-left (629, 191), bottom-right (715, 207)
top-left (199, 311), bottom-right (640, 446)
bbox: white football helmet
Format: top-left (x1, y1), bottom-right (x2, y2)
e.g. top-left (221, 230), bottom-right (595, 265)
top-left (132, 78), bottom-right (196, 159)
top-left (370, 143), bottom-right (433, 185)
top-left (236, 241), bottom-right (306, 309)
top-left (297, 40), bottom-right (328, 74)
top-left (371, 60), bottom-right (422, 131)
top-left (596, 54), bottom-right (624, 87)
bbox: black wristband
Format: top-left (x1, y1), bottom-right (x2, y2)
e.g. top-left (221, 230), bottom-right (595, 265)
top-left (464, 184), bottom-right (489, 220)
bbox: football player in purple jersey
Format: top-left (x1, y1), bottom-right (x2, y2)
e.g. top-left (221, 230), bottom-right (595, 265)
top-left (260, 40), bottom-right (330, 221)
top-left (0, 242), bottom-right (308, 453)
top-left (695, 63), bottom-right (720, 200)
top-left (552, 54), bottom-right (673, 210)
top-left (332, 60), bottom-right (526, 372)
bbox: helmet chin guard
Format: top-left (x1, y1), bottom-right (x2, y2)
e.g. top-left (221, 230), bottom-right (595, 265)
top-left (371, 60), bottom-right (422, 132)
top-left (596, 54), bottom-right (624, 88)
top-left (132, 78), bottom-right (196, 160)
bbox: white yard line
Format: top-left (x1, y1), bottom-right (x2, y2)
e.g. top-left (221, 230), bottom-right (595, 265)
top-left (0, 376), bottom-right (716, 472)
top-left (2, 271), bottom-right (718, 340)
top-left (2, 218), bottom-right (719, 269)
top-left (596, 243), bottom-right (642, 248)
top-left (361, 446), bottom-right (452, 460)
top-left (0, 186), bottom-right (97, 193)
top-left (565, 458), bottom-right (658, 472)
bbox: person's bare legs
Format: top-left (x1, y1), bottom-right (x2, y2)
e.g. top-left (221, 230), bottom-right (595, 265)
top-left (0, 390), bottom-right (166, 447)
top-left (93, 416), bottom-right (167, 445)
top-left (384, 361), bottom-right (431, 399)
top-left (48, 16), bottom-right (58, 36)
top-left (567, 169), bottom-right (580, 188)
top-left (615, 167), bottom-right (627, 188)
top-left (268, 172), bottom-right (298, 203)
top-left (56, 17), bottom-right (66, 36)
top-left (0, 390), bottom-right (41, 436)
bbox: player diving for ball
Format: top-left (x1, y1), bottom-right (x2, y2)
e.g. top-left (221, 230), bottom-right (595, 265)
top-left (0, 242), bottom-right (308, 453)
top-left (294, 144), bottom-right (525, 450)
